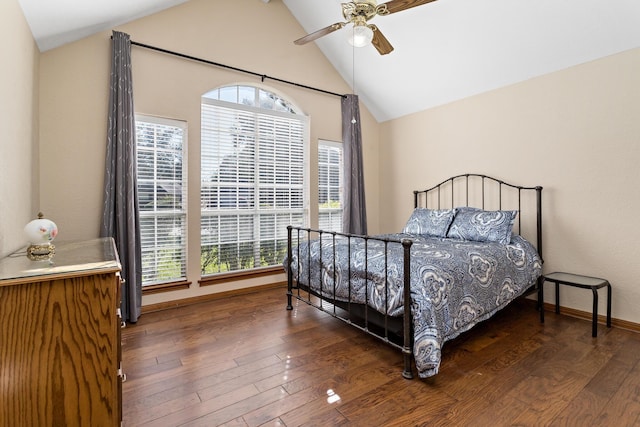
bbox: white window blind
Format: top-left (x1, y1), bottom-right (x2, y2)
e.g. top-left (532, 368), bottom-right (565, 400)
top-left (135, 115), bottom-right (188, 286)
top-left (318, 140), bottom-right (343, 232)
top-left (201, 87), bottom-right (308, 275)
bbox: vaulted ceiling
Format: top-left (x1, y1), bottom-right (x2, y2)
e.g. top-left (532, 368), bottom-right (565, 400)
top-left (18, 0), bottom-right (640, 122)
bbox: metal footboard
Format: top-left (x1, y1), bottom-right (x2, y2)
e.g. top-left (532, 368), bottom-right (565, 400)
top-left (286, 225), bottom-right (415, 379)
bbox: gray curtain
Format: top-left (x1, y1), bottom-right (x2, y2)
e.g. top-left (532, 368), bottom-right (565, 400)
top-left (341, 94), bottom-right (367, 235)
top-left (100, 31), bottom-right (142, 323)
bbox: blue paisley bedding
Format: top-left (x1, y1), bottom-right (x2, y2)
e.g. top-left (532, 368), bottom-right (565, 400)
top-left (286, 233), bottom-right (542, 378)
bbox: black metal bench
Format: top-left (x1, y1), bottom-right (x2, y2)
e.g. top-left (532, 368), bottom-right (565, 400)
top-left (539, 272), bottom-right (612, 337)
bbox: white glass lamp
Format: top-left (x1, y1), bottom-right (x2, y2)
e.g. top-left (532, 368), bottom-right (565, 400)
top-left (24, 212), bottom-right (58, 260)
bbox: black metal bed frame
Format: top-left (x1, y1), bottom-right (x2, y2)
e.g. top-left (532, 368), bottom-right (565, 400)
top-left (286, 174), bottom-right (543, 379)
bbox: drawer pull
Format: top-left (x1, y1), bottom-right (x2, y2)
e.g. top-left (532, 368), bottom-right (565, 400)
top-left (116, 308), bottom-right (126, 328)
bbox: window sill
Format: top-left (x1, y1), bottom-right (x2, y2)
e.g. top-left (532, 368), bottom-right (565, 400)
top-left (199, 266), bottom-right (285, 287)
top-left (142, 280), bottom-right (191, 295)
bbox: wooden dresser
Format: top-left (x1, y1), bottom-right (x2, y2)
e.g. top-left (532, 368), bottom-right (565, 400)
top-left (0, 238), bottom-right (123, 427)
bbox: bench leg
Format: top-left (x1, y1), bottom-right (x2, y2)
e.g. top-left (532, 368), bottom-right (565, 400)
top-left (592, 288), bottom-right (598, 337)
top-left (555, 282), bottom-right (560, 314)
top-left (539, 279), bottom-right (545, 323)
top-left (607, 283), bottom-right (612, 328)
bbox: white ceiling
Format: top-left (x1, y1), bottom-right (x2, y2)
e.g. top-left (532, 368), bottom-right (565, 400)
top-left (18, 0), bottom-right (640, 122)
top-left (17, 0), bottom-right (189, 52)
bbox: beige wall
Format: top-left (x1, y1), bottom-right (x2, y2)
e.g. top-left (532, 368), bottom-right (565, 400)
top-left (38, 0), bottom-right (380, 305)
top-left (0, 0), bottom-right (39, 257)
top-left (380, 48), bottom-right (640, 324)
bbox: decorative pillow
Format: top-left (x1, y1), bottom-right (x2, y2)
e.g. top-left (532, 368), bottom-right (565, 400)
top-left (447, 208), bottom-right (517, 244)
top-left (402, 208), bottom-right (456, 238)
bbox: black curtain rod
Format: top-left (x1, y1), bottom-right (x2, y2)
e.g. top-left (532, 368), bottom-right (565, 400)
top-left (128, 39), bottom-right (347, 99)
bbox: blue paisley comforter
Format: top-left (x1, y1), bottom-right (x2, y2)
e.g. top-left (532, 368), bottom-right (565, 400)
top-left (286, 233), bottom-right (542, 378)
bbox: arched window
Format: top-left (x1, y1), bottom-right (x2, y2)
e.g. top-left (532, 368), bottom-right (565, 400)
top-left (200, 85), bottom-right (309, 274)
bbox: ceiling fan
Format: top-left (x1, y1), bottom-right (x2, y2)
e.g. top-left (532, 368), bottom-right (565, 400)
top-left (293, 0), bottom-right (438, 55)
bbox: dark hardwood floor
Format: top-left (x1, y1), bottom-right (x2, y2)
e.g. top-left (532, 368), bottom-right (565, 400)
top-left (122, 286), bottom-right (640, 426)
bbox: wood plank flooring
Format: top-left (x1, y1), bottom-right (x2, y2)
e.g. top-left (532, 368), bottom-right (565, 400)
top-left (122, 286), bottom-right (640, 426)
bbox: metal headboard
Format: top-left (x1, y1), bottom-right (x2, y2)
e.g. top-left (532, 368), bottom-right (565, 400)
top-left (413, 174), bottom-right (543, 259)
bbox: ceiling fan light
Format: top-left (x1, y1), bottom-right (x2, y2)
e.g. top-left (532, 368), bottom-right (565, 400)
top-left (348, 24), bottom-right (374, 47)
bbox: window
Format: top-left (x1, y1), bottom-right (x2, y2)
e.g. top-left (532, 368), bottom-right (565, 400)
top-left (200, 85), bottom-right (308, 275)
top-left (135, 115), bottom-right (188, 286)
top-left (318, 140), bottom-right (343, 232)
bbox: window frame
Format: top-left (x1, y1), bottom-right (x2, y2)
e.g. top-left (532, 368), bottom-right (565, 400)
top-left (318, 139), bottom-right (344, 233)
top-left (135, 114), bottom-right (189, 288)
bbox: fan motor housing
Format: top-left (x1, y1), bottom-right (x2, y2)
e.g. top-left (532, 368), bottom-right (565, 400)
top-left (342, 1), bottom-right (380, 21)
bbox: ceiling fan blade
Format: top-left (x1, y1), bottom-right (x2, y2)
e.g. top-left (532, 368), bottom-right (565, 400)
top-left (370, 25), bottom-right (394, 55)
top-left (294, 22), bottom-right (346, 45)
top-left (379, 0), bottom-right (437, 15)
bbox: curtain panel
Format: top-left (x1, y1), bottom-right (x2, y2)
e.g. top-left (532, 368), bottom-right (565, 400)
top-left (100, 31), bottom-right (142, 323)
top-left (341, 94), bottom-right (367, 235)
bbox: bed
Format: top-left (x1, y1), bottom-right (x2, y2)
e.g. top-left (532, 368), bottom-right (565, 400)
top-left (284, 174), bottom-right (543, 379)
